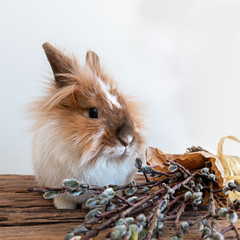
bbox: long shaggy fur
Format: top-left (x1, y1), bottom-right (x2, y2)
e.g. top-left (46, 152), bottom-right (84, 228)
top-left (29, 43), bottom-right (145, 209)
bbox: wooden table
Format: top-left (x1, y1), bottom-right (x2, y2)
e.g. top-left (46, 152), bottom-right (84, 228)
top-left (0, 174), bottom-right (239, 240)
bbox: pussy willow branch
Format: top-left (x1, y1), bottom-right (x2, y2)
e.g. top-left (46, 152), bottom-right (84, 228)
top-left (128, 200), bottom-right (157, 217)
top-left (163, 193), bottom-right (185, 215)
top-left (221, 224), bottom-right (240, 240)
top-left (197, 173), bottom-right (219, 186)
top-left (166, 159), bottom-right (192, 176)
top-left (146, 197), bottom-right (165, 240)
top-left (29, 158), bottom-right (240, 240)
top-left (29, 180), bottom-right (159, 195)
top-left (214, 196), bottom-right (225, 208)
top-left (174, 202), bottom-right (187, 231)
top-left (114, 193), bottom-right (134, 207)
top-left (71, 204), bottom-right (128, 233)
top-left (209, 181), bottom-right (217, 233)
top-left (28, 185), bottom-right (104, 194)
top-left (123, 171), bottom-right (198, 220)
top-left (111, 180), bottom-right (156, 191)
top-left (167, 202), bottom-right (183, 216)
top-left (121, 188), bottom-right (166, 218)
top-left (84, 190), bottom-right (168, 240)
top-left (71, 180), bottom-right (164, 234)
top-left (182, 184), bottom-right (194, 193)
top-left (82, 213), bottom-right (120, 240)
top-left (99, 204), bottom-right (127, 219)
top-left (146, 172), bottom-right (198, 239)
top-left (232, 225), bottom-right (240, 240)
top-left (82, 176), bottom-right (187, 240)
top-left (188, 213), bottom-right (211, 226)
top-left (221, 225), bottom-right (233, 235)
top-left (151, 170), bottom-right (171, 177)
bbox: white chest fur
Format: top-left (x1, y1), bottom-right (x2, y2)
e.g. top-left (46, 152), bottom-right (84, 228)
top-left (32, 121), bottom-right (137, 207)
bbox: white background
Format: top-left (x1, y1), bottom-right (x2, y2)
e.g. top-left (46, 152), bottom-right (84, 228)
top-left (0, 0), bottom-right (240, 174)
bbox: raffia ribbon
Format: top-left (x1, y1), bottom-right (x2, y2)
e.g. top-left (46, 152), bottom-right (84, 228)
top-left (217, 136), bottom-right (240, 201)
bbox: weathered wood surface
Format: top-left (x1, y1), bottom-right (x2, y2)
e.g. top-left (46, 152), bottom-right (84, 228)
top-left (0, 174), bottom-right (239, 240)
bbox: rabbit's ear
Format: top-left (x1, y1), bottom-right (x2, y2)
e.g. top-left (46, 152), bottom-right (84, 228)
top-left (86, 50), bottom-right (100, 75)
top-left (42, 42), bottom-right (78, 88)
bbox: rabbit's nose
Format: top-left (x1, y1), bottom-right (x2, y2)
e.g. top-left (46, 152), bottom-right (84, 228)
top-left (119, 135), bottom-right (133, 147)
top-left (116, 123), bottom-right (133, 147)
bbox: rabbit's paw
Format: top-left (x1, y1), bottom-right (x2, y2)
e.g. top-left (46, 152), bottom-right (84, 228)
top-left (54, 195), bottom-right (76, 209)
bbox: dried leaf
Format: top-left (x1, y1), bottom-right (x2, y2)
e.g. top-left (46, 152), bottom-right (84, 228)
top-left (146, 147), bottom-right (226, 188)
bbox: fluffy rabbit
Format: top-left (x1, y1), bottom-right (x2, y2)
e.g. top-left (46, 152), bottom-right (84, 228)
top-left (30, 43), bottom-right (144, 209)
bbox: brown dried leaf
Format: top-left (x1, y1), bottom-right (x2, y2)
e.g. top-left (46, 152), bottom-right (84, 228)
top-left (146, 147), bottom-right (226, 188)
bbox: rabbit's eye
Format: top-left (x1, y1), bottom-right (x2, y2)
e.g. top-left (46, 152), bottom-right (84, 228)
top-left (89, 108), bottom-right (98, 119)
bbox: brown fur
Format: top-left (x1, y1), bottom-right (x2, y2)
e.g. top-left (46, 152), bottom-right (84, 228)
top-left (30, 43), bottom-right (144, 166)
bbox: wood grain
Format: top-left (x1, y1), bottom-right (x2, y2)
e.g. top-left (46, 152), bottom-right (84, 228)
top-left (0, 174), bottom-right (239, 239)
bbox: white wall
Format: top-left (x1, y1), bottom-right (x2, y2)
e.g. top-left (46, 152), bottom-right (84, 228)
top-left (0, 0), bottom-right (240, 174)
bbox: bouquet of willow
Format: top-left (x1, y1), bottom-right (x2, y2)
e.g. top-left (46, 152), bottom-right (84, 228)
top-left (29, 158), bottom-right (240, 240)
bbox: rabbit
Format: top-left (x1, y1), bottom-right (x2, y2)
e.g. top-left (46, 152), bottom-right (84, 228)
top-left (30, 42), bottom-right (145, 209)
